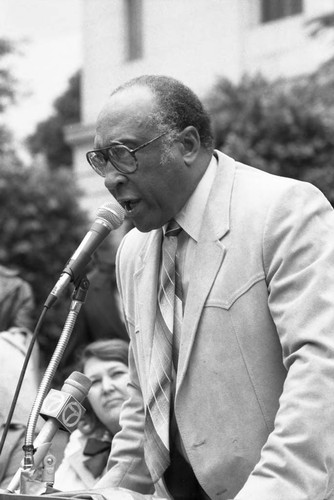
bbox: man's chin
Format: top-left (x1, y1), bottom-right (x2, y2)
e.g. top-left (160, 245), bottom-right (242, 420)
top-left (133, 219), bottom-right (158, 233)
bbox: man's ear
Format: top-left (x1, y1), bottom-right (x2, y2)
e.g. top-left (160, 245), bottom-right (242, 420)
top-left (179, 126), bottom-right (200, 166)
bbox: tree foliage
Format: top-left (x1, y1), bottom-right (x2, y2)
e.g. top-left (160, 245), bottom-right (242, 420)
top-left (307, 10), bottom-right (334, 35)
top-left (0, 163), bottom-right (90, 367)
top-left (0, 41), bottom-right (89, 372)
top-left (0, 38), bottom-right (17, 112)
top-left (0, 38), bottom-right (19, 158)
top-left (205, 63), bottom-right (334, 204)
top-left (27, 71), bottom-right (81, 169)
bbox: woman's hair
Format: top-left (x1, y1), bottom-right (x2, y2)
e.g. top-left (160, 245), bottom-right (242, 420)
top-left (77, 338), bottom-right (129, 435)
top-left (78, 338), bottom-right (129, 371)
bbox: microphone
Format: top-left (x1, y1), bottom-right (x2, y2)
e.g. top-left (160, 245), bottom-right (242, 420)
top-left (45, 200), bottom-right (125, 308)
top-left (6, 371), bottom-right (92, 493)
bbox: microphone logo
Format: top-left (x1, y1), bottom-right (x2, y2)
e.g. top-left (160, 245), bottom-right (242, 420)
top-left (62, 401), bottom-right (82, 429)
top-left (40, 388), bottom-right (85, 432)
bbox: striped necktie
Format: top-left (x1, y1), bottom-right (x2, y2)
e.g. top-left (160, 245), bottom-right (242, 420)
top-left (144, 220), bottom-right (182, 482)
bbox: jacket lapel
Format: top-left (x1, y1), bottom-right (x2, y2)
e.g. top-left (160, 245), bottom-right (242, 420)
top-left (134, 229), bottom-right (162, 373)
top-left (133, 152), bottom-right (237, 395)
top-left (176, 152), bottom-right (237, 390)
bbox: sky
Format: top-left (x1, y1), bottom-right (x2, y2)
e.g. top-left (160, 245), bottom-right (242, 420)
top-left (0, 0), bottom-right (82, 143)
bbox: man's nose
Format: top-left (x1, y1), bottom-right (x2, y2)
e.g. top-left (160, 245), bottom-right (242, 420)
top-left (104, 163), bottom-right (127, 193)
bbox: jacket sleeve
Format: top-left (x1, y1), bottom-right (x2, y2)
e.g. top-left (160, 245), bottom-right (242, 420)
top-left (0, 425), bottom-right (26, 488)
top-left (236, 182), bottom-right (334, 499)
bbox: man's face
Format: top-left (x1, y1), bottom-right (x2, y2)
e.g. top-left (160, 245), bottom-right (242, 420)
top-left (94, 86), bottom-right (191, 232)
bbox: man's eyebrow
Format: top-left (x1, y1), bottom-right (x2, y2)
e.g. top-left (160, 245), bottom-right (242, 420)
top-left (109, 140), bottom-right (124, 146)
top-left (93, 140), bottom-right (123, 149)
top-left (111, 137), bottom-right (136, 146)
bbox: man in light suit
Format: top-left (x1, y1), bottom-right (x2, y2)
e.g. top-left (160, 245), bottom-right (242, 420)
top-left (86, 75), bottom-right (334, 499)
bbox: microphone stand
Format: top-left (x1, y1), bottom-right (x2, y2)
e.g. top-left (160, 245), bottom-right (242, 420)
top-left (6, 276), bottom-right (90, 494)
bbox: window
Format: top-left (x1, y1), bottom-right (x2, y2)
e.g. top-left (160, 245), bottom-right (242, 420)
top-left (261, 0), bottom-right (303, 23)
top-left (125, 0), bottom-right (143, 60)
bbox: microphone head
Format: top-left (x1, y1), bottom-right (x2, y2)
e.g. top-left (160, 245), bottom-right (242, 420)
top-left (62, 371), bottom-right (92, 402)
top-left (97, 200), bottom-right (125, 230)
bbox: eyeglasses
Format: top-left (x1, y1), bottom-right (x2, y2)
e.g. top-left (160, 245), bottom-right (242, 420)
top-left (86, 132), bottom-right (167, 176)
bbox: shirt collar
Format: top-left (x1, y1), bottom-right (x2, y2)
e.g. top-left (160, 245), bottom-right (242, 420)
top-left (174, 154), bottom-right (217, 241)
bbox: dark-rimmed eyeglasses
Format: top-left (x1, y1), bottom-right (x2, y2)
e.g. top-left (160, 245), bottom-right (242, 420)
top-left (86, 132), bottom-right (167, 176)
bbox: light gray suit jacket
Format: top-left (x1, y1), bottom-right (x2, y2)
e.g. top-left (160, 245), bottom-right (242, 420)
top-left (96, 151), bottom-right (334, 500)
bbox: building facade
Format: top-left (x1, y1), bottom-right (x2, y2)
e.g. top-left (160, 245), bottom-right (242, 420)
top-left (66, 0), bottom-right (334, 227)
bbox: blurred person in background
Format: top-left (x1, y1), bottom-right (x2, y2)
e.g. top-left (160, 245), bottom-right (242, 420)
top-left (54, 339), bottom-right (129, 490)
top-left (0, 263), bottom-right (40, 488)
top-left (0, 263), bottom-right (35, 333)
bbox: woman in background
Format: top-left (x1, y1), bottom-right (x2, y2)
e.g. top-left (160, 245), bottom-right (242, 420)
top-left (54, 338), bottom-right (129, 489)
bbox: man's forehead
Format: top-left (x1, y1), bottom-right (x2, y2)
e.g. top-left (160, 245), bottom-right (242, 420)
top-left (99, 85), bottom-right (155, 120)
top-left (95, 86), bottom-right (157, 145)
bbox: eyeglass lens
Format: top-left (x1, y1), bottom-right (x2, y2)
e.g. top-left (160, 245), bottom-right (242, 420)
top-left (89, 146), bottom-right (136, 176)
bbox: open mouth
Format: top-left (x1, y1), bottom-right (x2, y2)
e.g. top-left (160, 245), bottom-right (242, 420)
top-left (122, 199), bottom-right (139, 213)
